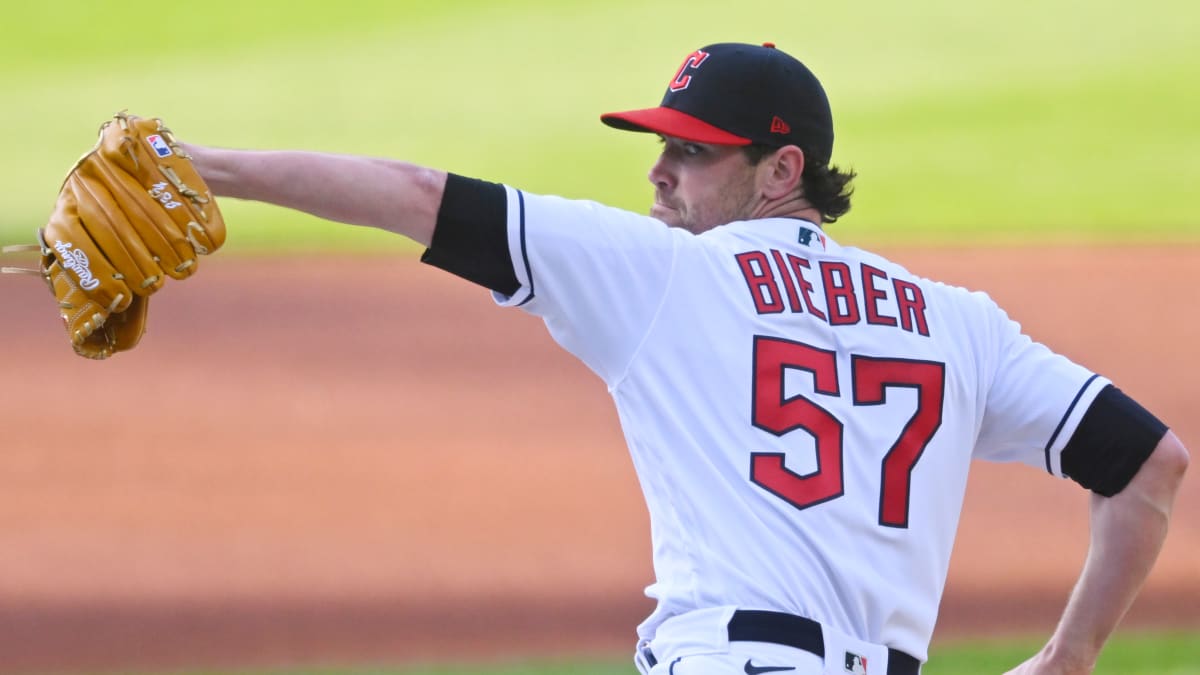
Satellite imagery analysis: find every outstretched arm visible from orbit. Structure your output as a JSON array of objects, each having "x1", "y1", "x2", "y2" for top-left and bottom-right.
[
  {"x1": 182, "y1": 144, "x2": 447, "y2": 247},
  {"x1": 1006, "y1": 430, "x2": 1189, "y2": 674}
]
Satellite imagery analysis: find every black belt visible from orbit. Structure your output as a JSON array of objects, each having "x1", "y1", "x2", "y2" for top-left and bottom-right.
[{"x1": 728, "y1": 610, "x2": 920, "y2": 675}]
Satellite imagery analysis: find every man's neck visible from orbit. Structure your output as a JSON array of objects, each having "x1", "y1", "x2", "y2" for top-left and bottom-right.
[{"x1": 750, "y1": 197, "x2": 823, "y2": 227}]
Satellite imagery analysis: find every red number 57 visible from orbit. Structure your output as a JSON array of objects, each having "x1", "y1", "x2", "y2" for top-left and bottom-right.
[{"x1": 750, "y1": 336, "x2": 945, "y2": 528}]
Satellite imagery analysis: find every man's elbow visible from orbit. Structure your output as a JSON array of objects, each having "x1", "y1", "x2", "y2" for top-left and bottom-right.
[
  {"x1": 1157, "y1": 431, "x2": 1190, "y2": 485},
  {"x1": 1134, "y1": 431, "x2": 1189, "y2": 506}
]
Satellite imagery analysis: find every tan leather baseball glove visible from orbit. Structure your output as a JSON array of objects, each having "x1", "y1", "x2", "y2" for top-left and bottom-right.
[{"x1": 2, "y1": 112, "x2": 224, "y2": 359}]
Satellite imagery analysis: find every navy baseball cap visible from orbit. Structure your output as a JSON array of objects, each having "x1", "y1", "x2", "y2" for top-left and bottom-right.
[{"x1": 601, "y1": 42, "x2": 835, "y2": 164}]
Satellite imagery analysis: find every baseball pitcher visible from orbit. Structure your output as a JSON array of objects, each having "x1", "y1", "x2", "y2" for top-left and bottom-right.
[{"x1": 5, "y1": 42, "x2": 1188, "y2": 674}]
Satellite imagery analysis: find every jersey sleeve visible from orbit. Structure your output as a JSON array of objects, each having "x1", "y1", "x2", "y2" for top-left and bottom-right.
[
  {"x1": 972, "y1": 298, "x2": 1111, "y2": 477},
  {"x1": 421, "y1": 174, "x2": 682, "y2": 386},
  {"x1": 495, "y1": 186, "x2": 684, "y2": 385}
]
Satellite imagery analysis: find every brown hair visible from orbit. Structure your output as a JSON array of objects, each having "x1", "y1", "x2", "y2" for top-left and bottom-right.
[{"x1": 743, "y1": 144, "x2": 856, "y2": 224}]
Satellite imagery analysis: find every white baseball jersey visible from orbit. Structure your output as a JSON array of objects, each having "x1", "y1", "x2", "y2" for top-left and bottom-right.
[{"x1": 488, "y1": 187, "x2": 1108, "y2": 660}]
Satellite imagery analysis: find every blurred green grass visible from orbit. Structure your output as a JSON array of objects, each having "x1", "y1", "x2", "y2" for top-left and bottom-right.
[
  {"x1": 921, "y1": 631, "x2": 1200, "y2": 674},
  {"x1": 1, "y1": 0, "x2": 1197, "y2": 252},
  {"x1": 170, "y1": 630, "x2": 1200, "y2": 674}
]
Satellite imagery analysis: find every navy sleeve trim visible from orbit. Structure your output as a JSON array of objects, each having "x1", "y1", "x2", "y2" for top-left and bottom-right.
[
  {"x1": 515, "y1": 189, "x2": 535, "y2": 306},
  {"x1": 1060, "y1": 385, "x2": 1168, "y2": 496},
  {"x1": 420, "y1": 173, "x2": 519, "y2": 296},
  {"x1": 1043, "y1": 374, "x2": 1101, "y2": 473}
]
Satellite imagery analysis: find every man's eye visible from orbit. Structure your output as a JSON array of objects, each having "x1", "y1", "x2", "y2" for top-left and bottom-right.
[{"x1": 683, "y1": 143, "x2": 703, "y2": 156}]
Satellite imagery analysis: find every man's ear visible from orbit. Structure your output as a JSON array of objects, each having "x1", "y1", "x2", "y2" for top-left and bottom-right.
[{"x1": 758, "y1": 145, "x2": 806, "y2": 200}]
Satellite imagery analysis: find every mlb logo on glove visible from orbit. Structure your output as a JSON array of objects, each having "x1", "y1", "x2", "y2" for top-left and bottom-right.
[{"x1": 146, "y1": 133, "x2": 173, "y2": 157}]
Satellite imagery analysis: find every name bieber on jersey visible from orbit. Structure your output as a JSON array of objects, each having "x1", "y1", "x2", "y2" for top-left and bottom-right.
[{"x1": 735, "y1": 249, "x2": 931, "y2": 336}]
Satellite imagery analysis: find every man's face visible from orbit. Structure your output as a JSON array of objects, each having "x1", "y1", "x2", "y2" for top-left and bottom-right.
[{"x1": 648, "y1": 135, "x2": 761, "y2": 234}]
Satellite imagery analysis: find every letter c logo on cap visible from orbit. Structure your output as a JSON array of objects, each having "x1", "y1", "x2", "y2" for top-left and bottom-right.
[{"x1": 669, "y1": 49, "x2": 710, "y2": 92}]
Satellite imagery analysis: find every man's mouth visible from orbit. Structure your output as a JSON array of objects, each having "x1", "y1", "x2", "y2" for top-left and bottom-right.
[{"x1": 649, "y1": 203, "x2": 675, "y2": 222}]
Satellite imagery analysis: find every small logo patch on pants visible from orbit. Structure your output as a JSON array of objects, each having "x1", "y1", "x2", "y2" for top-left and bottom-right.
[
  {"x1": 744, "y1": 660, "x2": 795, "y2": 675},
  {"x1": 844, "y1": 652, "x2": 868, "y2": 674}
]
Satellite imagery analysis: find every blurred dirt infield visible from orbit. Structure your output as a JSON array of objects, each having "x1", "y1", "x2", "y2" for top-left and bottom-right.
[{"x1": 1, "y1": 247, "x2": 1197, "y2": 674}]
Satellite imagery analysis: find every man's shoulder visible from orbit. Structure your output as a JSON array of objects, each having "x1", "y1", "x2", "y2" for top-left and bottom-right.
[{"x1": 838, "y1": 245, "x2": 990, "y2": 298}]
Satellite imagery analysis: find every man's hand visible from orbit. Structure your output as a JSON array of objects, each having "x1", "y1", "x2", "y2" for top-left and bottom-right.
[{"x1": 1006, "y1": 431, "x2": 1188, "y2": 675}]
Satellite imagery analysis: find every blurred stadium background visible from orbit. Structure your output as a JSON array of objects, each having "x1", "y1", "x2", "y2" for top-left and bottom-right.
[{"x1": 1, "y1": 1, "x2": 1197, "y2": 674}]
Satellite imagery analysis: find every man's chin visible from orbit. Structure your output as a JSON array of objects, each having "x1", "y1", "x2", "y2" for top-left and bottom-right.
[{"x1": 650, "y1": 204, "x2": 683, "y2": 228}]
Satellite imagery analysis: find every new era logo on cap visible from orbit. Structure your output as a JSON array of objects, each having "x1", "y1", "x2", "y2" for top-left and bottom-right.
[{"x1": 601, "y1": 42, "x2": 835, "y2": 164}]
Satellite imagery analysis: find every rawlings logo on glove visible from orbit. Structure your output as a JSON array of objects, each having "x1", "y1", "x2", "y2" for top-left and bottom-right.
[
  {"x1": 53, "y1": 241, "x2": 101, "y2": 291},
  {"x1": 1, "y1": 111, "x2": 225, "y2": 359}
]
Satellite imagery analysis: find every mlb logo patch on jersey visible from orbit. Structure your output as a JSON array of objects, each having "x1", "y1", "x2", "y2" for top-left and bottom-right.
[
  {"x1": 844, "y1": 652, "x2": 867, "y2": 674},
  {"x1": 146, "y1": 134, "x2": 173, "y2": 158},
  {"x1": 797, "y1": 225, "x2": 826, "y2": 250}
]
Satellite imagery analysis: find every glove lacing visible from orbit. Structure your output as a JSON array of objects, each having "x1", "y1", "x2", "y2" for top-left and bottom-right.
[{"x1": 1, "y1": 243, "x2": 45, "y2": 275}]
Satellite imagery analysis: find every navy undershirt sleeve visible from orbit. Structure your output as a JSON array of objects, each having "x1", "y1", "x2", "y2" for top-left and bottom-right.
[
  {"x1": 420, "y1": 173, "x2": 518, "y2": 295},
  {"x1": 1060, "y1": 385, "x2": 1167, "y2": 496}
]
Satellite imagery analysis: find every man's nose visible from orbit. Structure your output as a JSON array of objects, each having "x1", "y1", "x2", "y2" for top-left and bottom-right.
[{"x1": 647, "y1": 153, "x2": 675, "y2": 191}]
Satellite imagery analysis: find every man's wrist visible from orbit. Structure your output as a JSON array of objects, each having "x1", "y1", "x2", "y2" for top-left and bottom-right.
[{"x1": 1040, "y1": 637, "x2": 1099, "y2": 674}]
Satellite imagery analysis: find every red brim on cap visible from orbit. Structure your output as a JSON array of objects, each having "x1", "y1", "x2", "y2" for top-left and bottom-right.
[{"x1": 600, "y1": 106, "x2": 751, "y2": 145}]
